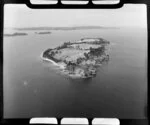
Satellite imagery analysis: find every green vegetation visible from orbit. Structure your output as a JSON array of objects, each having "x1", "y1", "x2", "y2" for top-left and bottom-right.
[{"x1": 89, "y1": 46, "x2": 105, "y2": 57}]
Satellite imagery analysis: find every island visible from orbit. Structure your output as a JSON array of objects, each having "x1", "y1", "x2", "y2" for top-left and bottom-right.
[
  {"x1": 42, "y1": 38, "x2": 110, "y2": 78},
  {"x1": 35, "y1": 31, "x2": 51, "y2": 35},
  {"x1": 4, "y1": 32, "x2": 27, "y2": 37}
]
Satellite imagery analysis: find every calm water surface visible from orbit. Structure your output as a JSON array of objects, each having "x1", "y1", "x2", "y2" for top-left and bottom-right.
[{"x1": 4, "y1": 28, "x2": 147, "y2": 118}]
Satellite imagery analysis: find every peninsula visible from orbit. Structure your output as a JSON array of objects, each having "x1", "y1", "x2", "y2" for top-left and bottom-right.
[{"x1": 42, "y1": 38, "x2": 110, "y2": 78}]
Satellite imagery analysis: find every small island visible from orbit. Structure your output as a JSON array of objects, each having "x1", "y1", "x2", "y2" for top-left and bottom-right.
[
  {"x1": 42, "y1": 38, "x2": 110, "y2": 78},
  {"x1": 35, "y1": 31, "x2": 51, "y2": 35},
  {"x1": 4, "y1": 32, "x2": 27, "y2": 37}
]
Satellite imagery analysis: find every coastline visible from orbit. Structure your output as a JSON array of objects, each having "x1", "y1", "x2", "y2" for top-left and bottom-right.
[
  {"x1": 41, "y1": 55, "x2": 85, "y2": 78},
  {"x1": 41, "y1": 52, "x2": 66, "y2": 69}
]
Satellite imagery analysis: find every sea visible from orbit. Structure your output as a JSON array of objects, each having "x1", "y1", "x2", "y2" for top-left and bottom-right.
[{"x1": 3, "y1": 28, "x2": 147, "y2": 119}]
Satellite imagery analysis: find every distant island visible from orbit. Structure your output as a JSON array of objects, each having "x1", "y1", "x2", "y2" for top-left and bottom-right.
[
  {"x1": 42, "y1": 38, "x2": 110, "y2": 78},
  {"x1": 35, "y1": 31, "x2": 51, "y2": 34},
  {"x1": 4, "y1": 32, "x2": 27, "y2": 37},
  {"x1": 14, "y1": 26, "x2": 119, "y2": 31}
]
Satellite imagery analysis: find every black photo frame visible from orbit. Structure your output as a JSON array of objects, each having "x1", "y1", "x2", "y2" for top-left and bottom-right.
[{"x1": 0, "y1": 0, "x2": 149, "y2": 124}]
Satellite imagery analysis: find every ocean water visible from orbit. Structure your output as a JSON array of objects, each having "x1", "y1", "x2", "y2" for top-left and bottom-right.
[{"x1": 3, "y1": 28, "x2": 147, "y2": 118}]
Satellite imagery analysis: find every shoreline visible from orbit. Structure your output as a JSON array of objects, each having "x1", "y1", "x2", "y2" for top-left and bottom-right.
[
  {"x1": 41, "y1": 53, "x2": 66, "y2": 69},
  {"x1": 41, "y1": 55, "x2": 85, "y2": 78}
]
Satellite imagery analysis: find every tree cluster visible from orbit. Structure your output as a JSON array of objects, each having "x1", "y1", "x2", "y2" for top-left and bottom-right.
[{"x1": 89, "y1": 46, "x2": 105, "y2": 57}]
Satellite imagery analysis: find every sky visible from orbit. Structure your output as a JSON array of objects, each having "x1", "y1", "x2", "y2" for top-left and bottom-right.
[{"x1": 4, "y1": 4, "x2": 147, "y2": 28}]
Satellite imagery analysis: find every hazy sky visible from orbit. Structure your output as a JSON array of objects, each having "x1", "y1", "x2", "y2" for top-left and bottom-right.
[{"x1": 4, "y1": 4, "x2": 147, "y2": 28}]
